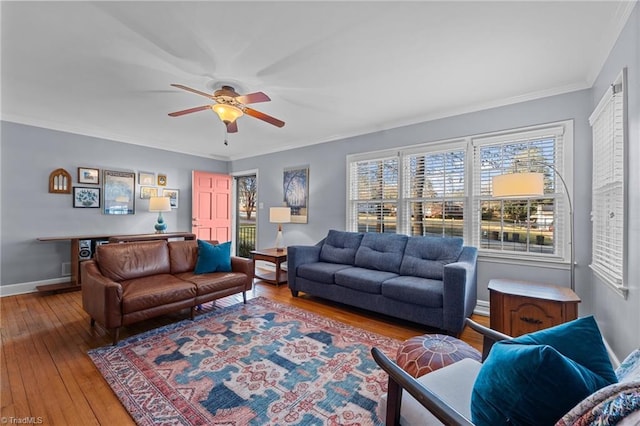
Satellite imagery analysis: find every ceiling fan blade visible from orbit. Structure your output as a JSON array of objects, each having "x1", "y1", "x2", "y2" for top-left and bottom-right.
[
  {"x1": 226, "y1": 121, "x2": 238, "y2": 133},
  {"x1": 170, "y1": 84, "x2": 215, "y2": 100},
  {"x1": 235, "y1": 92, "x2": 271, "y2": 105},
  {"x1": 168, "y1": 105, "x2": 211, "y2": 117},
  {"x1": 244, "y1": 107, "x2": 285, "y2": 128}
]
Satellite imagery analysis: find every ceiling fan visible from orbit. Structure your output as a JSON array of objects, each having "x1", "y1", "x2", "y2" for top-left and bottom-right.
[{"x1": 168, "y1": 84, "x2": 285, "y2": 133}]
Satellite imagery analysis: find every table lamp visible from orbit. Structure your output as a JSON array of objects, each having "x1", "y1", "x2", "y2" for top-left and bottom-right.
[
  {"x1": 270, "y1": 207, "x2": 291, "y2": 252},
  {"x1": 149, "y1": 196, "x2": 172, "y2": 233}
]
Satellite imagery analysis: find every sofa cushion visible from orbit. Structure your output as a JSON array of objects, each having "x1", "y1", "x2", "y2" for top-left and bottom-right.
[
  {"x1": 194, "y1": 240, "x2": 232, "y2": 274},
  {"x1": 354, "y1": 233, "x2": 408, "y2": 274},
  {"x1": 297, "y1": 262, "x2": 353, "y2": 284},
  {"x1": 96, "y1": 240, "x2": 171, "y2": 281},
  {"x1": 168, "y1": 240, "x2": 199, "y2": 274},
  {"x1": 319, "y1": 230, "x2": 364, "y2": 264},
  {"x1": 400, "y1": 236, "x2": 463, "y2": 280},
  {"x1": 381, "y1": 276, "x2": 443, "y2": 308},
  {"x1": 471, "y1": 316, "x2": 618, "y2": 426},
  {"x1": 334, "y1": 267, "x2": 397, "y2": 294},
  {"x1": 175, "y1": 271, "x2": 247, "y2": 296},
  {"x1": 120, "y1": 274, "x2": 196, "y2": 314}
]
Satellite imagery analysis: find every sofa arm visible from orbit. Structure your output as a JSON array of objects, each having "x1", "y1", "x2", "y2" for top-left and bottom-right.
[
  {"x1": 287, "y1": 245, "x2": 321, "y2": 291},
  {"x1": 231, "y1": 256, "x2": 254, "y2": 290},
  {"x1": 442, "y1": 247, "x2": 478, "y2": 334},
  {"x1": 81, "y1": 260, "x2": 123, "y2": 329}
]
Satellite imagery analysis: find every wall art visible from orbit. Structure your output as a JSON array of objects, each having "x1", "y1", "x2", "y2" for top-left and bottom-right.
[
  {"x1": 73, "y1": 187, "x2": 100, "y2": 208},
  {"x1": 138, "y1": 171, "x2": 155, "y2": 186},
  {"x1": 140, "y1": 186, "x2": 158, "y2": 199},
  {"x1": 162, "y1": 188, "x2": 179, "y2": 209},
  {"x1": 48, "y1": 168, "x2": 72, "y2": 194},
  {"x1": 283, "y1": 166, "x2": 309, "y2": 223},
  {"x1": 103, "y1": 170, "x2": 135, "y2": 215},
  {"x1": 157, "y1": 174, "x2": 167, "y2": 186},
  {"x1": 78, "y1": 167, "x2": 100, "y2": 184}
]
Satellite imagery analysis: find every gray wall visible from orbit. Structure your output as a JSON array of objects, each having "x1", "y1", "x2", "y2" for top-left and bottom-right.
[
  {"x1": 588, "y1": 3, "x2": 639, "y2": 360},
  {"x1": 231, "y1": 89, "x2": 593, "y2": 302},
  {"x1": 0, "y1": 122, "x2": 226, "y2": 288}
]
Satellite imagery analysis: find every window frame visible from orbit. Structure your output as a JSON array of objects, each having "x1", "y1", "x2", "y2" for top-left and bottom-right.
[{"x1": 345, "y1": 120, "x2": 573, "y2": 266}]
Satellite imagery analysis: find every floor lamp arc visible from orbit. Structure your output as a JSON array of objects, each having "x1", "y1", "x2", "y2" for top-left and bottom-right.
[{"x1": 492, "y1": 160, "x2": 574, "y2": 291}]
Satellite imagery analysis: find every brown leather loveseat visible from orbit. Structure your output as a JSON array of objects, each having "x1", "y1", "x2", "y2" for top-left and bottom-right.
[{"x1": 81, "y1": 239, "x2": 253, "y2": 344}]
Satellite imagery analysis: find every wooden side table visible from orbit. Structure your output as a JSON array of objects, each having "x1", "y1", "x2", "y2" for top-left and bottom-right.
[
  {"x1": 250, "y1": 248, "x2": 288, "y2": 286},
  {"x1": 489, "y1": 279, "x2": 580, "y2": 337}
]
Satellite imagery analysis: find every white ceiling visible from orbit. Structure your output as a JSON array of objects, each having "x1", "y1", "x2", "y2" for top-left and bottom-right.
[{"x1": 1, "y1": 1, "x2": 635, "y2": 160}]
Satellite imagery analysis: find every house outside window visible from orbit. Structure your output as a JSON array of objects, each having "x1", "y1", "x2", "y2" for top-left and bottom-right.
[{"x1": 347, "y1": 120, "x2": 573, "y2": 264}]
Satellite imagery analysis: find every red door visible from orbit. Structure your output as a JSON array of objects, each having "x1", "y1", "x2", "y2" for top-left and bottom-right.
[{"x1": 192, "y1": 171, "x2": 231, "y2": 242}]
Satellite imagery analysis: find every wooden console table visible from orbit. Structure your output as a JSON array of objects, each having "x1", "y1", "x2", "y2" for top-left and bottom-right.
[
  {"x1": 489, "y1": 279, "x2": 580, "y2": 337},
  {"x1": 36, "y1": 232, "x2": 196, "y2": 293},
  {"x1": 250, "y1": 248, "x2": 288, "y2": 286}
]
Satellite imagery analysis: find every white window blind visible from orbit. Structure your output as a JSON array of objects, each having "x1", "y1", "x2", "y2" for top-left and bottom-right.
[
  {"x1": 471, "y1": 126, "x2": 568, "y2": 258},
  {"x1": 401, "y1": 147, "x2": 466, "y2": 237},
  {"x1": 589, "y1": 70, "x2": 627, "y2": 296},
  {"x1": 348, "y1": 155, "x2": 399, "y2": 233}
]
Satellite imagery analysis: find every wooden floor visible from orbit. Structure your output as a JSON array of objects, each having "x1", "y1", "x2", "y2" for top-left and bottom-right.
[{"x1": 0, "y1": 281, "x2": 488, "y2": 425}]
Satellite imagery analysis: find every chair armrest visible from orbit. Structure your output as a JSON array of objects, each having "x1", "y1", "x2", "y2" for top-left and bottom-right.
[
  {"x1": 371, "y1": 347, "x2": 475, "y2": 426},
  {"x1": 464, "y1": 318, "x2": 512, "y2": 360},
  {"x1": 81, "y1": 260, "x2": 123, "y2": 329},
  {"x1": 231, "y1": 256, "x2": 254, "y2": 290}
]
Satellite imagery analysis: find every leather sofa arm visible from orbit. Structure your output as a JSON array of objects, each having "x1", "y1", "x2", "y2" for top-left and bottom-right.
[
  {"x1": 231, "y1": 256, "x2": 254, "y2": 290},
  {"x1": 81, "y1": 260, "x2": 123, "y2": 329}
]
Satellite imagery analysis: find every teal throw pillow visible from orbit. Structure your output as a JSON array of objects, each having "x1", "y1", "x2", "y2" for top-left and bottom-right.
[
  {"x1": 194, "y1": 240, "x2": 232, "y2": 274},
  {"x1": 471, "y1": 316, "x2": 617, "y2": 426}
]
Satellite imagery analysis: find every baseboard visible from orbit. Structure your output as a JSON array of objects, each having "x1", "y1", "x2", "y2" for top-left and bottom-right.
[
  {"x1": 474, "y1": 299, "x2": 490, "y2": 317},
  {"x1": 0, "y1": 277, "x2": 71, "y2": 297}
]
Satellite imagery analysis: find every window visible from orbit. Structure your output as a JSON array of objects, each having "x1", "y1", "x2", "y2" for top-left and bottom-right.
[
  {"x1": 472, "y1": 125, "x2": 569, "y2": 258},
  {"x1": 589, "y1": 69, "x2": 627, "y2": 297},
  {"x1": 346, "y1": 121, "x2": 572, "y2": 263}
]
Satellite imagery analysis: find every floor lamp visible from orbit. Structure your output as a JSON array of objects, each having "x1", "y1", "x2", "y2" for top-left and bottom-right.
[
  {"x1": 492, "y1": 161, "x2": 574, "y2": 291},
  {"x1": 270, "y1": 207, "x2": 291, "y2": 252}
]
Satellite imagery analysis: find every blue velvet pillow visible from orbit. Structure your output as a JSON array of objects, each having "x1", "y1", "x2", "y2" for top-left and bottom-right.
[
  {"x1": 194, "y1": 240, "x2": 232, "y2": 274},
  {"x1": 471, "y1": 316, "x2": 617, "y2": 426}
]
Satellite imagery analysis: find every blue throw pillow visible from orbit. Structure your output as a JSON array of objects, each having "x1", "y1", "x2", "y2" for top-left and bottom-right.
[
  {"x1": 194, "y1": 240, "x2": 232, "y2": 274},
  {"x1": 471, "y1": 316, "x2": 617, "y2": 426}
]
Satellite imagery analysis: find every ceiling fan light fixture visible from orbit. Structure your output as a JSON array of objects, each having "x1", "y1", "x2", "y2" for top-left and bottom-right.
[{"x1": 212, "y1": 103, "x2": 243, "y2": 123}]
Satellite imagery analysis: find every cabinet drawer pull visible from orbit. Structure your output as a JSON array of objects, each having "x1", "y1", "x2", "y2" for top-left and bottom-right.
[{"x1": 520, "y1": 316, "x2": 543, "y2": 325}]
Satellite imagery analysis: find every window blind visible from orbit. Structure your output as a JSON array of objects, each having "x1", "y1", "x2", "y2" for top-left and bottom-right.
[{"x1": 589, "y1": 70, "x2": 626, "y2": 295}]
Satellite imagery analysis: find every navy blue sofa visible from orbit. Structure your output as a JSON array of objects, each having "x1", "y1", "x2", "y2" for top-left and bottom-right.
[{"x1": 287, "y1": 230, "x2": 478, "y2": 335}]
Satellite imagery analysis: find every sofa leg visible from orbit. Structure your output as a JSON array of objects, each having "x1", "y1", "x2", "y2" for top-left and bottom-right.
[
  {"x1": 190, "y1": 306, "x2": 196, "y2": 320},
  {"x1": 90, "y1": 318, "x2": 95, "y2": 327},
  {"x1": 242, "y1": 292, "x2": 247, "y2": 304},
  {"x1": 291, "y1": 290, "x2": 299, "y2": 297},
  {"x1": 112, "y1": 327, "x2": 120, "y2": 346}
]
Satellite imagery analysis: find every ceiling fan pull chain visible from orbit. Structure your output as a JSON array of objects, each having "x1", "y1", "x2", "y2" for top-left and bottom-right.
[{"x1": 224, "y1": 126, "x2": 229, "y2": 146}]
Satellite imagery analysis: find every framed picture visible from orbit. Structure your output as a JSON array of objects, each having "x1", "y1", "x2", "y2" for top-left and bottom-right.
[
  {"x1": 103, "y1": 170, "x2": 135, "y2": 215},
  {"x1": 77, "y1": 167, "x2": 99, "y2": 185},
  {"x1": 162, "y1": 188, "x2": 179, "y2": 209},
  {"x1": 283, "y1": 166, "x2": 309, "y2": 223},
  {"x1": 73, "y1": 187, "x2": 100, "y2": 208},
  {"x1": 157, "y1": 174, "x2": 167, "y2": 186},
  {"x1": 140, "y1": 186, "x2": 158, "y2": 199},
  {"x1": 138, "y1": 171, "x2": 155, "y2": 186}
]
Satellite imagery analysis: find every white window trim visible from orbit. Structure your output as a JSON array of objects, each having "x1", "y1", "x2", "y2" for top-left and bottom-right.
[{"x1": 345, "y1": 120, "x2": 574, "y2": 268}]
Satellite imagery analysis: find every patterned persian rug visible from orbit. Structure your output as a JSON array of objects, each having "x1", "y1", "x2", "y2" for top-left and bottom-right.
[{"x1": 88, "y1": 297, "x2": 401, "y2": 426}]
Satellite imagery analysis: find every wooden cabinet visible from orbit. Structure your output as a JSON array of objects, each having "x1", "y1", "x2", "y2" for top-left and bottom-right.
[{"x1": 489, "y1": 279, "x2": 580, "y2": 337}]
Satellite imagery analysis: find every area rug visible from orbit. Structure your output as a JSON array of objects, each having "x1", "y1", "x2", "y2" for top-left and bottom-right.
[{"x1": 88, "y1": 297, "x2": 401, "y2": 426}]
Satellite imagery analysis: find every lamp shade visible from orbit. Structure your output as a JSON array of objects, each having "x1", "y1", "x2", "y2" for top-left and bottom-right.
[
  {"x1": 492, "y1": 172, "x2": 544, "y2": 197},
  {"x1": 212, "y1": 103, "x2": 244, "y2": 123},
  {"x1": 148, "y1": 196, "x2": 172, "y2": 212},
  {"x1": 269, "y1": 207, "x2": 291, "y2": 223}
]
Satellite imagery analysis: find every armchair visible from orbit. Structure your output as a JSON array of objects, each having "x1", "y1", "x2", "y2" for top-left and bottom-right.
[{"x1": 372, "y1": 318, "x2": 640, "y2": 426}]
